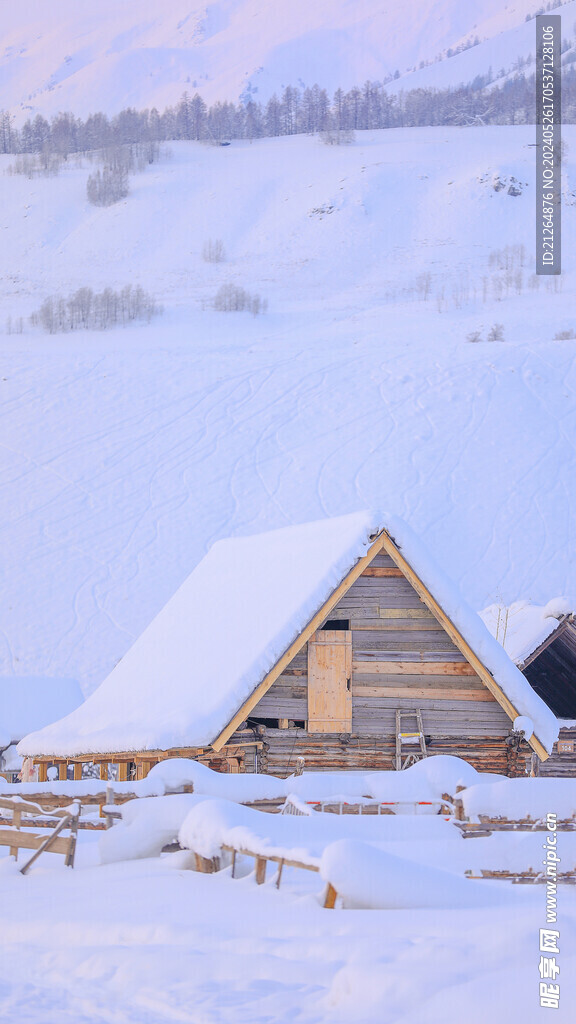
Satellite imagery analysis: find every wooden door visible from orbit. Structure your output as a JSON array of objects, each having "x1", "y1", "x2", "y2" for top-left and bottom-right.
[{"x1": 307, "y1": 630, "x2": 352, "y2": 733}]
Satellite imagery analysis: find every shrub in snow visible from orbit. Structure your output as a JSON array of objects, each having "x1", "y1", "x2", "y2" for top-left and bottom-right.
[
  {"x1": 86, "y1": 165, "x2": 129, "y2": 206},
  {"x1": 212, "y1": 283, "x2": 267, "y2": 316},
  {"x1": 5, "y1": 317, "x2": 24, "y2": 335},
  {"x1": 30, "y1": 285, "x2": 161, "y2": 333},
  {"x1": 321, "y1": 128, "x2": 355, "y2": 146},
  {"x1": 6, "y1": 152, "x2": 64, "y2": 178},
  {"x1": 487, "y1": 322, "x2": 505, "y2": 342},
  {"x1": 202, "y1": 239, "x2": 225, "y2": 263}
]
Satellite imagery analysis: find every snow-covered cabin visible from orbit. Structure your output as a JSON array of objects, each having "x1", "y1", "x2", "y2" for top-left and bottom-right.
[
  {"x1": 0, "y1": 677, "x2": 84, "y2": 780},
  {"x1": 19, "y1": 512, "x2": 558, "y2": 781},
  {"x1": 481, "y1": 601, "x2": 576, "y2": 777}
]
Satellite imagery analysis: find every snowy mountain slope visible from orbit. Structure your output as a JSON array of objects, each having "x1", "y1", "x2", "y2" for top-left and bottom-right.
[
  {"x1": 1, "y1": 0, "x2": 551, "y2": 120},
  {"x1": 387, "y1": 0, "x2": 576, "y2": 95},
  {"x1": 1, "y1": 126, "x2": 575, "y2": 691},
  {"x1": 2, "y1": 128, "x2": 574, "y2": 318}
]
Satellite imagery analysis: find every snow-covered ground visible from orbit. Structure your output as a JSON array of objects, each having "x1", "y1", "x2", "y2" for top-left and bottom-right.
[
  {"x1": 1, "y1": 791, "x2": 575, "y2": 1024},
  {"x1": 1, "y1": 126, "x2": 575, "y2": 692}
]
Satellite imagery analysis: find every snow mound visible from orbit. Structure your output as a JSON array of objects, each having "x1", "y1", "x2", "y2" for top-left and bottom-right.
[
  {"x1": 178, "y1": 796, "x2": 458, "y2": 865},
  {"x1": 366, "y1": 755, "x2": 503, "y2": 804},
  {"x1": 147, "y1": 758, "x2": 286, "y2": 800},
  {"x1": 99, "y1": 794, "x2": 201, "y2": 863},
  {"x1": 513, "y1": 716, "x2": 534, "y2": 741},
  {"x1": 320, "y1": 839, "x2": 500, "y2": 909},
  {"x1": 459, "y1": 778, "x2": 576, "y2": 821}
]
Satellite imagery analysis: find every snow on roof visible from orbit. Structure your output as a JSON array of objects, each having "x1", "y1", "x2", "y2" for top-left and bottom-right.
[
  {"x1": 19, "y1": 511, "x2": 381, "y2": 757},
  {"x1": 479, "y1": 599, "x2": 573, "y2": 667},
  {"x1": 0, "y1": 677, "x2": 83, "y2": 749},
  {"x1": 384, "y1": 516, "x2": 559, "y2": 755},
  {"x1": 18, "y1": 511, "x2": 559, "y2": 758}
]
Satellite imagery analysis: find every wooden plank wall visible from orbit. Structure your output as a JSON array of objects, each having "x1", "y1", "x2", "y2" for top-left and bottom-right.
[
  {"x1": 248, "y1": 553, "x2": 528, "y2": 776},
  {"x1": 539, "y1": 726, "x2": 576, "y2": 779}
]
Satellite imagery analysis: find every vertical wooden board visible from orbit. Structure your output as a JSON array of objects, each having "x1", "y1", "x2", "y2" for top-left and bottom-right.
[{"x1": 308, "y1": 630, "x2": 352, "y2": 733}]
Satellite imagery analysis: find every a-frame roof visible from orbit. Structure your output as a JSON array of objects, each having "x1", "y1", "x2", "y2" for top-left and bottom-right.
[{"x1": 19, "y1": 511, "x2": 558, "y2": 760}]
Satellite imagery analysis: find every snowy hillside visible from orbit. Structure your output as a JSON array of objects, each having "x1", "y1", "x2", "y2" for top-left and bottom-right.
[
  {"x1": 1, "y1": 125, "x2": 575, "y2": 692},
  {"x1": 1, "y1": 0, "x2": 557, "y2": 119}
]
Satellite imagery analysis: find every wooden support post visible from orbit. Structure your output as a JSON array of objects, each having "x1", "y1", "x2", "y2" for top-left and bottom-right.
[
  {"x1": 99, "y1": 763, "x2": 109, "y2": 782},
  {"x1": 9, "y1": 807, "x2": 22, "y2": 860},
  {"x1": 231, "y1": 849, "x2": 236, "y2": 879},
  {"x1": 105, "y1": 786, "x2": 115, "y2": 830},
  {"x1": 454, "y1": 785, "x2": 466, "y2": 821},
  {"x1": 194, "y1": 852, "x2": 218, "y2": 874},
  {"x1": 64, "y1": 802, "x2": 80, "y2": 867},
  {"x1": 323, "y1": 883, "x2": 338, "y2": 909},
  {"x1": 276, "y1": 859, "x2": 284, "y2": 889},
  {"x1": 73, "y1": 762, "x2": 83, "y2": 781},
  {"x1": 118, "y1": 762, "x2": 129, "y2": 782},
  {"x1": 38, "y1": 762, "x2": 48, "y2": 783},
  {"x1": 136, "y1": 760, "x2": 152, "y2": 780},
  {"x1": 58, "y1": 763, "x2": 67, "y2": 781},
  {"x1": 255, "y1": 856, "x2": 267, "y2": 885},
  {"x1": 20, "y1": 811, "x2": 74, "y2": 875}
]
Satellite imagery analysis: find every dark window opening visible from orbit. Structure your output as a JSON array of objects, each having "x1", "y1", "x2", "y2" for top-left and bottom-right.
[
  {"x1": 322, "y1": 618, "x2": 350, "y2": 630},
  {"x1": 248, "y1": 716, "x2": 281, "y2": 730},
  {"x1": 248, "y1": 716, "x2": 307, "y2": 731}
]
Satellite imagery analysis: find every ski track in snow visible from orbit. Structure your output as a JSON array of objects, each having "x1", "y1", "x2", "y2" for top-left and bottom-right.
[
  {"x1": 3, "y1": 334, "x2": 576, "y2": 691},
  {"x1": 1, "y1": 127, "x2": 576, "y2": 689}
]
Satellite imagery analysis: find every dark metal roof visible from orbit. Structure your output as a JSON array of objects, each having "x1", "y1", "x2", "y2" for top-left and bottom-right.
[{"x1": 523, "y1": 622, "x2": 576, "y2": 719}]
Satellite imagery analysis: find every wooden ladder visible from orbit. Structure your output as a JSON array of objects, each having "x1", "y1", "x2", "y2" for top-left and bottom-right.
[{"x1": 395, "y1": 709, "x2": 427, "y2": 770}]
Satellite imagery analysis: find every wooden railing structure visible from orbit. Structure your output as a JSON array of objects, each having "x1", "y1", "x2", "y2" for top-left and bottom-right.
[
  {"x1": 0, "y1": 796, "x2": 81, "y2": 873},
  {"x1": 190, "y1": 841, "x2": 337, "y2": 907}
]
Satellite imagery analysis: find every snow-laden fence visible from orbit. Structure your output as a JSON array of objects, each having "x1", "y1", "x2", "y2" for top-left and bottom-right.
[{"x1": 4, "y1": 757, "x2": 576, "y2": 894}]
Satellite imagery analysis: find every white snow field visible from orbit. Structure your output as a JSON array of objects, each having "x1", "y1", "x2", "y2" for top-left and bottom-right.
[
  {"x1": 1, "y1": 783, "x2": 576, "y2": 1024},
  {"x1": 1, "y1": 125, "x2": 575, "y2": 692}
]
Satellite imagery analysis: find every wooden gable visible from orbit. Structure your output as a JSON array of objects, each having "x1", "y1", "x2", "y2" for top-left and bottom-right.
[{"x1": 212, "y1": 528, "x2": 548, "y2": 763}]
